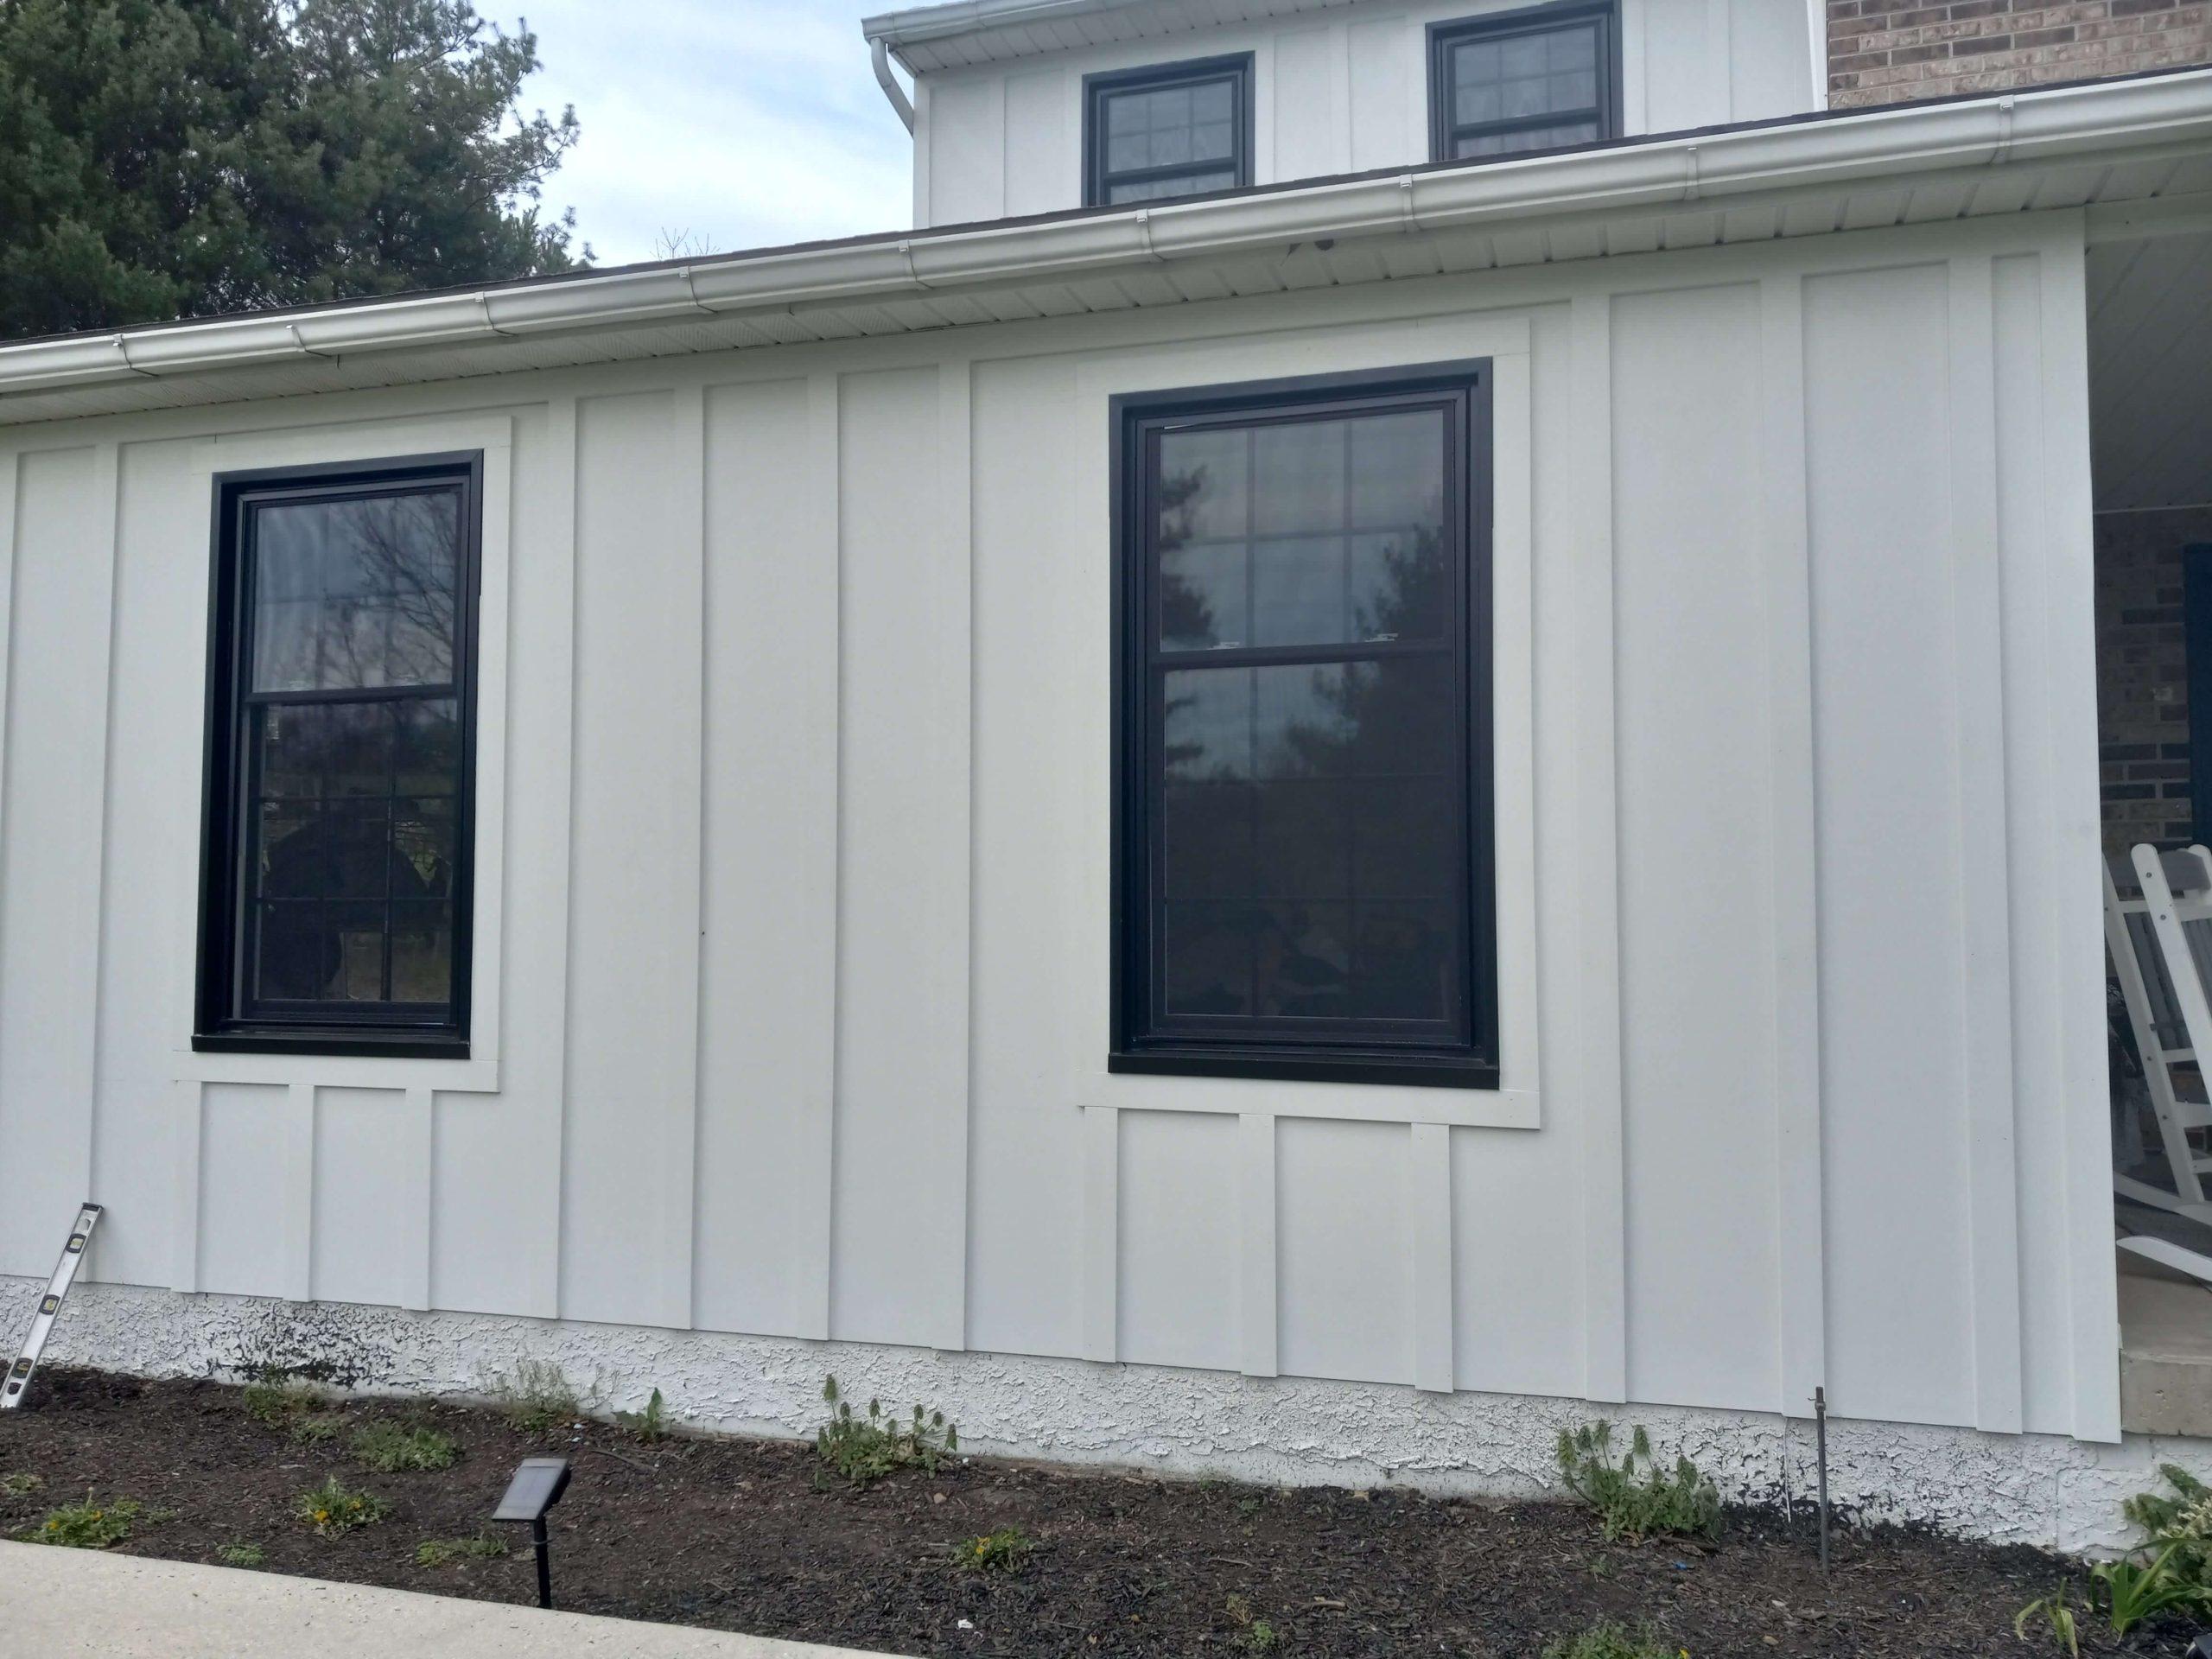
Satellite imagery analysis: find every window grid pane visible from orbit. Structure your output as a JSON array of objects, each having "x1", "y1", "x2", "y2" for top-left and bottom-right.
[
  {"x1": 1436, "y1": 13, "x2": 1611, "y2": 163},
  {"x1": 1090, "y1": 61, "x2": 1249, "y2": 207},
  {"x1": 1126, "y1": 381, "x2": 1487, "y2": 1070},
  {"x1": 200, "y1": 462, "x2": 476, "y2": 1046}
]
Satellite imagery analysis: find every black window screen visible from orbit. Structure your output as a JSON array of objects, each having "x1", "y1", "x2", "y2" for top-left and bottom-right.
[
  {"x1": 1085, "y1": 55, "x2": 1253, "y2": 207},
  {"x1": 1114, "y1": 367, "x2": 1497, "y2": 1088},
  {"x1": 1431, "y1": 3, "x2": 1616, "y2": 162},
  {"x1": 197, "y1": 454, "x2": 480, "y2": 1055}
]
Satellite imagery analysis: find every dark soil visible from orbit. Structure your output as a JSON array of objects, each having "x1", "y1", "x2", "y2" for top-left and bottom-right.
[{"x1": 0, "y1": 1368, "x2": 2179, "y2": 1656}]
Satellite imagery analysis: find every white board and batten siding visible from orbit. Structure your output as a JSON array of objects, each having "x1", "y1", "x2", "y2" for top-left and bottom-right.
[
  {"x1": 914, "y1": 0, "x2": 1819, "y2": 226},
  {"x1": 0, "y1": 206, "x2": 2116, "y2": 1446}
]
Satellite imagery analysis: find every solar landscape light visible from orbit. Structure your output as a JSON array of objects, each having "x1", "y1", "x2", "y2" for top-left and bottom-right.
[{"x1": 492, "y1": 1456, "x2": 572, "y2": 1610}]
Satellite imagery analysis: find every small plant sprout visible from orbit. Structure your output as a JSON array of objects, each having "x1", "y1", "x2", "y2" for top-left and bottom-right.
[
  {"x1": 350, "y1": 1421, "x2": 458, "y2": 1472},
  {"x1": 1541, "y1": 1622, "x2": 1684, "y2": 1659},
  {"x1": 814, "y1": 1376, "x2": 958, "y2": 1487},
  {"x1": 2014, "y1": 1585, "x2": 2082, "y2": 1658},
  {"x1": 960, "y1": 1526, "x2": 1031, "y2": 1574},
  {"x1": 614, "y1": 1388, "x2": 670, "y2": 1442},
  {"x1": 215, "y1": 1542, "x2": 265, "y2": 1568},
  {"x1": 493, "y1": 1359, "x2": 582, "y2": 1435},
  {"x1": 1, "y1": 1472, "x2": 43, "y2": 1497},
  {"x1": 1555, "y1": 1422, "x2": 1720, "y2": 1543},
  {"x1": 1224, "y1": 1595, "x2": 1279, "y2": 1653},
  {"x1": 293, "y1": 1476, "x2": 388, "y2": 1537},
  {"x1": 29, "y1": 1494, "x2": 147, "y2": 1549},
  {"x1": 416, "y1": 1531, "x2": 510, "y2": 1567}
]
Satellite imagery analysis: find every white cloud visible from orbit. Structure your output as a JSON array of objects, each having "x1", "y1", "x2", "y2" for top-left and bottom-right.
[{"x1": 505, "y1": 0, "x2": 913, "y2": 265}]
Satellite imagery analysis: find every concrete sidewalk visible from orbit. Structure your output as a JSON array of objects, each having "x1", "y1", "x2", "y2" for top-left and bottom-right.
[{"x1": 0, "y1": 1541, "x2": 895, "y2": 1657}]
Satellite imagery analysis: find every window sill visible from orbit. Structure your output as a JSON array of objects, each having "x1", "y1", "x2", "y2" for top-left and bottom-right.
[
  {"x1": 1090, "y1": 1053, "x2": 1535, "y2": 1130},
  {"x1": 194, "y1": 1032, "x2": 469, "y2": 1061},
  {"x1": 1109, "y1": 1046, "x2": 1497, "y2": 1090},
  {"x1": 179, "y1": 1031, "x2": 496, "y2": 1095}
]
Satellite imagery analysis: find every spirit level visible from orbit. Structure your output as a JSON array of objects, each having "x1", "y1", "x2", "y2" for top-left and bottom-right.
[{"x1": 1, "y1": 1203, "x2": 102, "y2": 1411}]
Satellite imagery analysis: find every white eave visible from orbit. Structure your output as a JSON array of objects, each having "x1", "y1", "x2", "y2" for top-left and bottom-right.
[
  {"x1": 3, "y1": 69, "x2": 2210, "y2": 430},
  {"x1": 862, "y1": 0, "x2": 1363, "y2": 73}
]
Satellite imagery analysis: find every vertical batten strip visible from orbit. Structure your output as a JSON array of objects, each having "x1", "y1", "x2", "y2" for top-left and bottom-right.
[
  {"x1": 1759, "y1": 272, "x2": 1826, "y2": 1416},
  {"x1": 1239, "y1": 1111, "x2": 1278, "y2": 1378},
  {"x1": 1082, "y1": 1103, "x2": 1119, "y2": 1363},
  {"x1": 2039, "y1": 238, "x2": 2123, "y2": 1443},
  {"x1": 666, "y1": 382, "x2": 708, "y2": 1333},
  {"x1": 1572, "y1": 293, "x2": 1628, "y2": 1405},
  {"x1": 169, "y1": 1081, "x2": 202, "y2": 1294},
  {"x1": 1411, "y1": 1122, "x2": 1455, "y2": 1394},
  {"x1": 938, "y1": 359, "x2": 976, "y2": 1353},
  {"x1": 402, "y1": 1086, "x2": 434, "y2": 1313},
  {"x1": 0, "y1": 450, "x2": 16, "y2": 1193},
  {"x1": 74, "y1": 444, "x2": 123, "y2": 1237},
  {"x1": 1948, "y1": 254, "x2": 2025, "y2": 1434},
  {"x1": 798, "y1": 372, "x2": 842, "y2": 1342},
  {"x1": 534, "y1": 394, "x2": 580, "y2": 1321},
  {"x1": 283, "y1": 1082, "x2": 315, "y2": 1302}
]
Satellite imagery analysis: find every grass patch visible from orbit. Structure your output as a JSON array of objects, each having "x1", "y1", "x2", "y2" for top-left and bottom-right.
[
  {"x1": 814, "y1": 1376, "x2": 957, "y2": 1487},
  {"x1": 293, "y1": 1476, "x2": 388, "y2": 1538},
  {"x1": 491, "y1": 1359, "x2": 582, "y2": 1435},
  {"x1": 1555, "y1": 1422, "x2": 1719, "y2": 1544},
  {"x1": 2, "y1": 1471, "x2": 43, "y2": 1497},
  {"x1": 350, "y1": 1421, "x2": 457, "y2": 1472},
  {"x1": 1542, "y1": 1621, "x2": 1682, "y2": 1659},
  {"x1": 957, "y1": 1526, "x2": 1031, "y2": 1575},
  {"x1": 241, "y1": 1368, "x2": 323, "y2": 1429},
  {"x1": 29, "y1": 1494, "x2": 159, "y2": 1549},
  {"x1": 215, "y1": 1541, "x2": 265, "y2": 1567},
  {"x1": 416, "y1": 1530, "x2": 509, "y2": 1567}
]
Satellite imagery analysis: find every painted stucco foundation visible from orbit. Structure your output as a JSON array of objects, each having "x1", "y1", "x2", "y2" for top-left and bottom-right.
[{"x1": 4, "y1": 1277, "x2": 2198, "y2": 1554}]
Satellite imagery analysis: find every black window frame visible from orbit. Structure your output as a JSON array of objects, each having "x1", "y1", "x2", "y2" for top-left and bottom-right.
[
  {"x1": 194, "y1": 451, "x2": 484, "y2": 1059},
  {"x1": 1084, "y1": 53, "x2": 1256, "y2": 208},
  {"x1": 1427, "y1": 1, "x2": 1620, "y2": 165},
  {"x1": 1110, "y1": 362, "x2": 1498, "y2": 1090}
]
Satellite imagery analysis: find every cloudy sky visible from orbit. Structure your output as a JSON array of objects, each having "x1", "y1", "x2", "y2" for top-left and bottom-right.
[{"x1": 511, "y1": 1, "x2": 915, "y2": 268}]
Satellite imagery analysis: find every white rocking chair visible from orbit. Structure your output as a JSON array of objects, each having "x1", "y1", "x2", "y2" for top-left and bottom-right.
[{"x1": 2106, "y1": 842, "x2": 2212, "y2": 1227}]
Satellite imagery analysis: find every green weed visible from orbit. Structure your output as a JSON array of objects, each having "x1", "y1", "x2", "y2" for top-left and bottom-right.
[
  {"x1": 350, "y1": 1421, "x2": 457, "y2": 1472},
  {"x1": 957, "y1": 1526, "x2": 1031, "y2": 1574},
  {"x1": 491, "y1": 1359, "x2": 582, "y2": 1434},
  {"x1": 293, "y1": 1476, "x2": 387, "y2": 1538},
  {"x1": 29, "y1": 1493, "x2": 146, "y2": 1549},
  {"x1": 215, "y1": 1542, "x2": 265, "y2": 1567},
  {"x1": 1555, "y1": 1422, "x2": 1719, "y2": 1543},
  {"x1": 416, "y1": 1530, "x2": 509, "y2": 1567},
  {"x1": 814, "y1": 1376, "x2": 957, "y2": 1487},
  {"x1": 614, "y1": 1387, "x2": 671, "y2": 1442},
  {"x1": 1541, "y1": 1621, "x2": 1683, "y2": 1659},
  {"x1": 2, "y1": 1471, "x2": 43, "y2": 1497}
]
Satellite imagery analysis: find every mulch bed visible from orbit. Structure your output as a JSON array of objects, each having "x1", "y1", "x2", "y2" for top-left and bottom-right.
[{"x1": 0, "y1": 1367, "x2": 2176, "y2": 1656}]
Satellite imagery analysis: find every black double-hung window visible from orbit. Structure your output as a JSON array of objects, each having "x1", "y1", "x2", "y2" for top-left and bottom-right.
[
  {"x1": 1113, "y1": 365, "x2": 1497, "y2": 1088},
  {"x1": 1084, "y1": 54, "x2": 1254, "y2": 207},
  {"x1": 1430, "y1": 2, "x2": 1617, "y2": 162},
  {"x1": 195, "y1": 454, "x2": 481, "y2": 1057}
]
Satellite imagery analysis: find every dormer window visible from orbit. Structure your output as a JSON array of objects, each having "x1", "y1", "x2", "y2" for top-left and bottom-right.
[
  {"x1": 1429, "y1": 2, "x2": 1617, "y2": 162},
  {"x1": 1084, "y1": 54, "x2": 1254, "y2": 207}
]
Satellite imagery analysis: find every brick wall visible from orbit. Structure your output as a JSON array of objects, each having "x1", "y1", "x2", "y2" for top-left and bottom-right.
[
  {"x1": 2096, "y1": 508, "x2": 2212, "y2": 855},
  {"x1": 1829, "y1": 1, "x2": 2212, "y2": 109}
]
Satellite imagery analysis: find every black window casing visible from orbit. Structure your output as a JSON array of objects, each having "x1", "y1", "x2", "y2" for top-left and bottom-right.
[
  {"x1": 1110, "y1": 363, "x2": 1498, "y2": 1090},
  {"x1": 1428, "y1": 1, "x2": 1621, "y2": 165},
  {"x1": 194, "y1": 452, "x2": 483, "y2": 1058},
  {"x1": 1083, "y1": 54, "x2": 1255, "y2": 208}
]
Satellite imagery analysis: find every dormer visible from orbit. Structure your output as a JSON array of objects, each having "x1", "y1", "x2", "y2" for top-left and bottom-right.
[{"x1": 864, "y1": 0, "x2": 1824, "y2": 228}]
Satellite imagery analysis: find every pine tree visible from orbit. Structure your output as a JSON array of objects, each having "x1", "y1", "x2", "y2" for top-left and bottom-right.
[{"x1": 0, "y1": 0, "x2": 587, "y2": 340}]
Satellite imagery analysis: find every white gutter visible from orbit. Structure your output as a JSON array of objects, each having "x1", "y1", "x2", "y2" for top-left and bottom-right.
[
  {"x1": 1, "y1": 70, "x2": 2208, "y2": 402},
  {"x1": 872, "y1": 39, "x2": 917, "y2": 134},
  {"x1": 863, "y1": 0, "x2": 1147, "y2": 49}
]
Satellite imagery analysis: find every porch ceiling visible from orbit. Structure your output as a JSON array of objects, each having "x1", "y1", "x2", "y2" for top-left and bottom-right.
[{"x1": 2090, "y1": 226, "x2": 2212, "y2": 513}]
